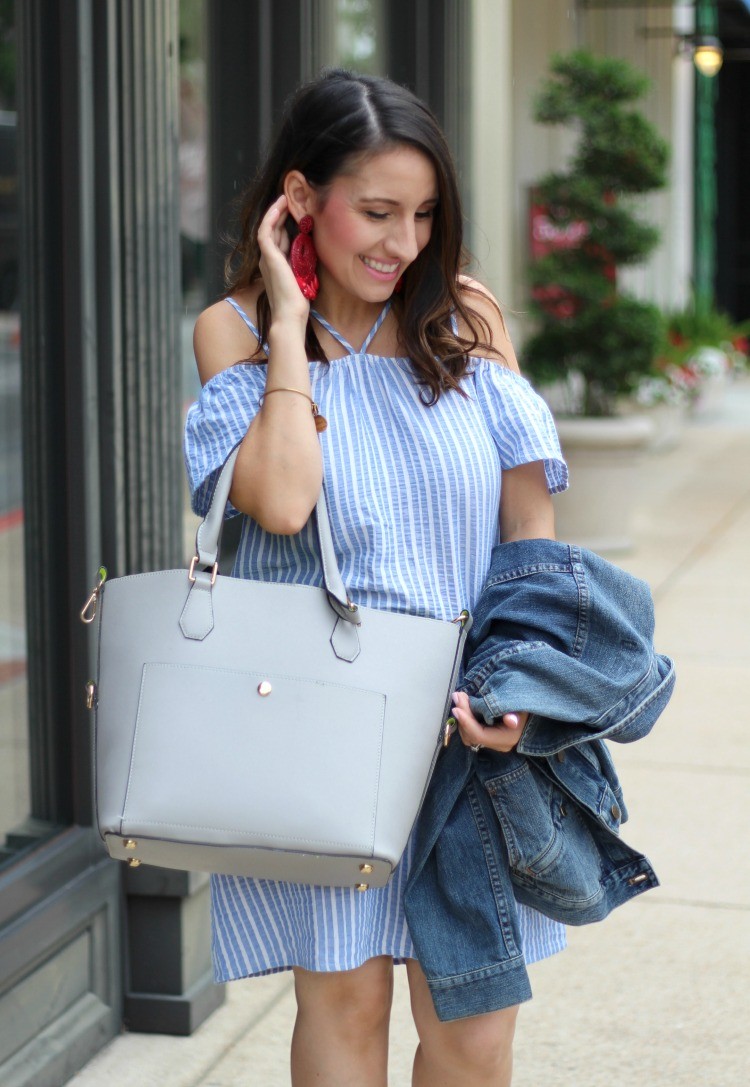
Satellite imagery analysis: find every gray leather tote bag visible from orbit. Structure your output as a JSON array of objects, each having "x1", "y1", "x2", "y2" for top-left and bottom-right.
[{"x1": 82, "y1": 447, "x2": 470, "y2": 889}]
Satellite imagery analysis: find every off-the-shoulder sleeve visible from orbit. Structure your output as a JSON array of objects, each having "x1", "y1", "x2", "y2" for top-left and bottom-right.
[
  {"x1": 473, "y1": 361, "x2": 568, "y2": 494},
  {"x1": 183, "y1": 364, "x2": 266, "y2": 517}
]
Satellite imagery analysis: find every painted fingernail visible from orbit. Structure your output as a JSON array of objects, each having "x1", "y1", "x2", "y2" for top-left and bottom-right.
[{"x1": 505, "y1": 713, "x2": 520, "y2": 727}]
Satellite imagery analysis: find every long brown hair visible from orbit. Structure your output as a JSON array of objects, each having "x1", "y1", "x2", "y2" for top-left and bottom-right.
[{"x1": 225, "y1": 69, "x2": 502, "y2": 403}]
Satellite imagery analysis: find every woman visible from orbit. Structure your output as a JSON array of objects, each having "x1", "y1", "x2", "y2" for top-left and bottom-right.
[{"x1": 185, "y1": 69, "x2": 568, "y2": 1087}]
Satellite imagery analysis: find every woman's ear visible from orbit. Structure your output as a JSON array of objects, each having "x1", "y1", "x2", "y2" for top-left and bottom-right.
[{"x1": 283, "y1": 171, "x2": 317, "y2": 225}]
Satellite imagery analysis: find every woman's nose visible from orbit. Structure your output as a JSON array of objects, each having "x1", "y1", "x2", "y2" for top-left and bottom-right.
[{"x1": 386, "y1": 218, "x2": 419, "y2": 263}]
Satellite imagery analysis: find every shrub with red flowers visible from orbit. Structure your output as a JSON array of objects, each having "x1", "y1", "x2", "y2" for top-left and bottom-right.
[
  {"x1": 645, "y1": 305, "x2": 750, "y2": 405},
  {"x1": 524, "y1": 51, "x2": 669, "y2": 417}
]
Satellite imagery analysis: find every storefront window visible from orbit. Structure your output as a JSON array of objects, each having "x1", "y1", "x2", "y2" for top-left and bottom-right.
[
  {"x1": 0, "y1": 3, "x2": 27, "y2": 864},
  {"x1": 179, "y1": 1, "x2": 208, "y2": 314},
  {"x1": 179, "y1": 0, "x2": 208, "y2": 562},
  {"x1": 333, "y1": 0, "x2": 383, "y2": 72}
]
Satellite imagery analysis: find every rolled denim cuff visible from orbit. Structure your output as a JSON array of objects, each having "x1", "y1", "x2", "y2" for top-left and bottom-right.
[
  {"x1": 427, "y1": 956, "x2": 533, "y2": 1021},
  {"x1": 467, "y1": 693, "x2": 498, "y2": 725}
]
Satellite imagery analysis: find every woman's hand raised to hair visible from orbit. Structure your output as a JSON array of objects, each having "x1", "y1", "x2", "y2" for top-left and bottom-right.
[
  {"x1": 451, "y1": 690, "x2": 529, "y2": 754},
  {"x1": 257, "y1": 195, "x2": 310, "y2": 330}
]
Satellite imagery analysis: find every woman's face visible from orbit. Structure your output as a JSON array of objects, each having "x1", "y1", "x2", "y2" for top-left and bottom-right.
[{"x1": 309, "y1": 145, "x2": 438, "y2": 304}]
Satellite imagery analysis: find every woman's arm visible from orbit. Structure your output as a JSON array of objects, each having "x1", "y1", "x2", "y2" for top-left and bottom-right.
[
  {"x1": 452, "y1": 463, "x2": 556, "y2": 752},
  {"x1": 452, "y1": 281, "x2": 557, "y2": 752},
  {"x1": 453, "y1": 463, "x2": 555, "y2": 754},
  {"x1": 499, "y1": 460, "x2": 556, "y2": 543},
  {"x1": 192, "y1": 196, "x2": 323, "y2": 534}
]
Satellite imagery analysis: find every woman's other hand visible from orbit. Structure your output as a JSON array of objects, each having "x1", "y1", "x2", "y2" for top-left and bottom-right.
[
  {"x1": 257, "y1": 195, "x2": 310, "y2": 328},
  {"x1": 451, "y1": 690, "x2": 528, "y2": 753}
]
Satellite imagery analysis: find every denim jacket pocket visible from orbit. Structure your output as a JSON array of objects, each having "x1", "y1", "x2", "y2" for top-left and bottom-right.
[{"x1": 482, "y1": 758, "x2": 605, "y2": 911}]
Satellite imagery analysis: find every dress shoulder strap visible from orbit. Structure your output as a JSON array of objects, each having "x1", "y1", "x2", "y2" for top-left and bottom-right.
[
  {"x1": 225, "y1": 297, "x2": 268, "y2": 354},
  {"x1": 310, "y1": 301, "x2": 392, "y2": 356},
  {"x1": 360, "y1": 302, "x2": 391, "y2": 353},
  {"x1": 309, "y1": 309, "x2": 355, "y2": 355}
]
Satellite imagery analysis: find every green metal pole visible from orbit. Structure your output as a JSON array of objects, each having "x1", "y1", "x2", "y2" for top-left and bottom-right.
[{"x1": 694, "y1": 0, "x2": 718, "y2": 314}]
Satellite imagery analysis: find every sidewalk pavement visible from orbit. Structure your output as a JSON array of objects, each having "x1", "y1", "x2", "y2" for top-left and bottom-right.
[{"x1": 67, "y1": 383, "x2": 750, "y2": 1087}]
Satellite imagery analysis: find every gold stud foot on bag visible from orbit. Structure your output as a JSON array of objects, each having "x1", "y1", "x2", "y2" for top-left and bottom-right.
[
  {"x1": 359, "y1": 863, "x2": 373, "y2": 874},
  {"x1": 355, "y1": 883, "x2": 370, "y2": 892},
  {"x1": 124, "y1": 841, "x2": 141, "y2": 866}
]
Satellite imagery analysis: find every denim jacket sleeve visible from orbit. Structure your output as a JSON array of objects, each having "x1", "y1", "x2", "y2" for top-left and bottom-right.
[{"x1": 460, "y1": 539, "x2": 675, "y2": 756}]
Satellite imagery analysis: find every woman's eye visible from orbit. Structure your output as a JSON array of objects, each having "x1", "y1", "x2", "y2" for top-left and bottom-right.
[
  {"x1": 364, "y1": 210, "x2": 388, "y2": 221},
  {"x1": 416, "y1": 209, "x2": 435, "y2": 221}
]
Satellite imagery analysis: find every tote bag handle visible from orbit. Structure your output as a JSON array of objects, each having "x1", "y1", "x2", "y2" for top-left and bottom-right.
[{"x1": 191, "y1": 444, "x2": 360, "y2": 627}]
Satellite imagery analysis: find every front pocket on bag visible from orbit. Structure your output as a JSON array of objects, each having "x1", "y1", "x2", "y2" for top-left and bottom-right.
[{"x1": 120, "y1": 662, "x2": 387, "y2": 853}]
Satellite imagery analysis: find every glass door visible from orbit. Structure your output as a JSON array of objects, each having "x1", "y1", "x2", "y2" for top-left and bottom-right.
[{"x1": 0, "y1": 1, "x2": 28, "y2": 866}]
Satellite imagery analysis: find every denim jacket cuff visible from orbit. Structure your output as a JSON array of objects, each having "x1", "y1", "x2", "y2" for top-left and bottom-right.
[
  {"x1": 426, "y1": 957, "x2": 533, "y2": 1021},
  {"x1": 467, "y1": 693, "x2": 499, "y2": 725}
]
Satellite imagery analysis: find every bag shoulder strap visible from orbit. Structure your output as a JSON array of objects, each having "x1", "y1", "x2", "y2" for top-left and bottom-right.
[{"x1": 194, "y1": 445, "x2": 359, "y2": 625}]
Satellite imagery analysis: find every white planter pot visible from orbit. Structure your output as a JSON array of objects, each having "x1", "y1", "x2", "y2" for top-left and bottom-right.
[
  {"x1": 616, "y1": 397, "x2": 687, "y2": 453},
  {"x1": 691, "y1": 370, "x2": 728, "y2": 419},
  {"x1": 553, "y1": 414, "x2": 654, "y2": 554},
  {"x1": 645, "y1": 401, "x2": 687, "y2": 453}
]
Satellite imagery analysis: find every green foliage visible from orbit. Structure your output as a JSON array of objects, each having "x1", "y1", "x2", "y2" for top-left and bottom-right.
[
  {"x1": 533, "y1": 174, "x2": 661, "y2": 267},
  {"x1": 666, "y1": 303, "x2": 742, "y2": 351},
  {"x1": 525, "y1": 50, "x2": 670, "y2": 415},
  {"x1": 535, "y1": 51, "x2": 650, "y2": 122},
  {"x1": 655, "y1": 302, "x2": 750, "y2": 381},
  {"x1": 525, "y1": 296, "x2": 664, "y2": 416},
  {"x1": 577, "y1": 110, "x2": 668, "y2": 192}
]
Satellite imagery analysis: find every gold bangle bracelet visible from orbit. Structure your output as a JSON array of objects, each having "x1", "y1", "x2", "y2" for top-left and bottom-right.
[
  {"x1": 259, "y1": 386, "x2": 312, "y2": 407},
  {"x1": 258, "y1": 387, "x2": 328, "y2": 432}
]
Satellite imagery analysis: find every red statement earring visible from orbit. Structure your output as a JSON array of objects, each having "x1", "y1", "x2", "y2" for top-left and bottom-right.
[{"x1": 290, "y1": 215, "x2": 319, "y2": 300}]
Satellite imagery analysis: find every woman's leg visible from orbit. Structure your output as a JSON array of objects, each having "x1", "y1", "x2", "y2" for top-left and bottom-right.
[
  {"x1": 406, "y1": 959, "x2": 519, "y2": 1087},
  {"x1": 291, "y1": 955, "x2": 394, "y2": 1087}
]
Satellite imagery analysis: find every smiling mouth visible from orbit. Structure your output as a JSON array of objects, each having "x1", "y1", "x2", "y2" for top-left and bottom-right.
[{"x1": 360, "y1": 256, "x2": 400, "y2": 275}]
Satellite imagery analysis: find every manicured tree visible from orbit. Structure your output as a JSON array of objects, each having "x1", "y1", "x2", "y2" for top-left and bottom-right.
[{"x1": 524, "y1": 50, "x2": 669, "y2": 416}]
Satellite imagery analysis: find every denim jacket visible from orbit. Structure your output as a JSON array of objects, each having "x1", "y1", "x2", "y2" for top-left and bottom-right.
[{"x1": 403, "y1": 539, "x2": 675, "y2": 1022}]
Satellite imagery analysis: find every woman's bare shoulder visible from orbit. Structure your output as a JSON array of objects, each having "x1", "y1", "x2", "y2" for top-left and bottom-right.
[
  {"x1": 193, "y1": 285, "x2": 266, "y2": 386},
  {"x1": 457, "y1": 275, "x2": 520, "y2": 373}
]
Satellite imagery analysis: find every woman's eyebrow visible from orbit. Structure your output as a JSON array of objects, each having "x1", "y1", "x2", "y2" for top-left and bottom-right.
[{"x1": 357, "y1": 195, "x2": 439, "y2": 206}]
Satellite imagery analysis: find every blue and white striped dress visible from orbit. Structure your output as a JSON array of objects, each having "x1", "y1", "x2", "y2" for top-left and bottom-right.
[{"x1": 184, "y1": 299, "x2": 569, "y2": 982}]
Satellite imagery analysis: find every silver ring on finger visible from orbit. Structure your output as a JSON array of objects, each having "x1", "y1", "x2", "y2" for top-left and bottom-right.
[{"x1": 470, "y1": 743, "x2": 483, "y2": 753}]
